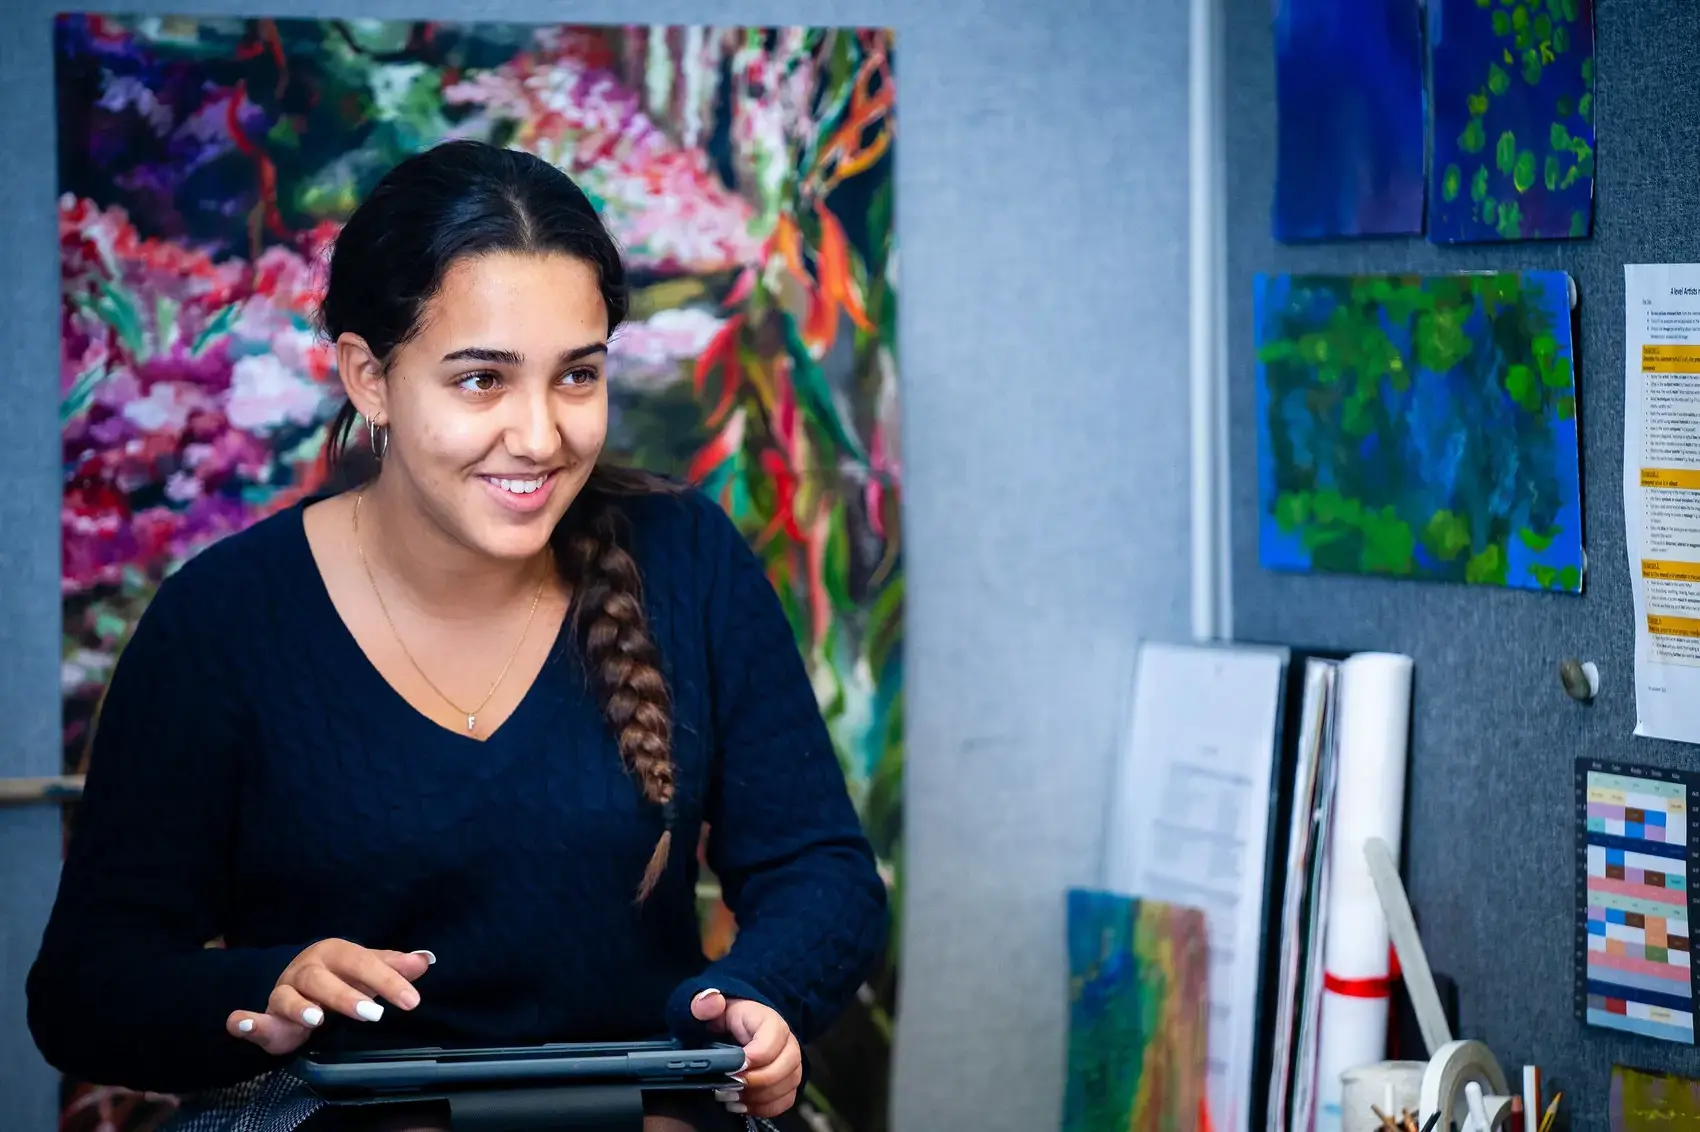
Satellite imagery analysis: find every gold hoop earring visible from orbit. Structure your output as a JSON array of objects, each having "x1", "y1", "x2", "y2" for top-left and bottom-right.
[{"x1": 367, "y1": 417, "x2": 388, "y2": 459}]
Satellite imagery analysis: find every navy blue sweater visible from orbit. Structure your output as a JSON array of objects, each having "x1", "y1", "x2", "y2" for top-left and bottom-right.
[{"x1": 27, "y1": 488, "x2": 887, "y2": 1095}]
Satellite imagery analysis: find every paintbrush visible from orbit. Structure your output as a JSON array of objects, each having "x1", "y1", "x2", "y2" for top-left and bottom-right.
[{"x1": 1371, "y1": 1104, "x2": 1401, "y2": 1130}]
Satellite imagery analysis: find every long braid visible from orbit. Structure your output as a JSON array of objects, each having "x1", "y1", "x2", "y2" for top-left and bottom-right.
[{"x1": 557, "y1": 467, "x2": 679, "y2": 901}]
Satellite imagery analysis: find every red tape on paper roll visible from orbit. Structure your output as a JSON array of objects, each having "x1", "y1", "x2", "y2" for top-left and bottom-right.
[
  {"x1": 1324, "y1": 972, "x2": 1393, "y2": 998},
  {"x1": 1324, "y1": 947, "x2": 1403, "y2": 999}
]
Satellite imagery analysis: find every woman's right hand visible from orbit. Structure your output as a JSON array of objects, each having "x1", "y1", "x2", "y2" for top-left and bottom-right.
[{"x1": 225, "y1": 939, "x2": 434, "y2": 1056}]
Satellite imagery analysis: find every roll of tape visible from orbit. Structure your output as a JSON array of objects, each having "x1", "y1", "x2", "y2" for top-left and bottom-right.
[{"x1": 1419, "y1": 1040, "x2": 1511, "y2": 1131}]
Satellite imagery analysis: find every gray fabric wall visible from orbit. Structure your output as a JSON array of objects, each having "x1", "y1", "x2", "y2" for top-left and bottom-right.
[
  {"x1": 0, "y1": 4, "x2": 1195, "y2": 1129},
  {"x1": 1227, "y1": 2, "x2": 1700, "y2": 1129}
]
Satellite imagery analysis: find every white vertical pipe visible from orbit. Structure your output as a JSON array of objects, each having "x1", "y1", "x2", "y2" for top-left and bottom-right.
[
  {"x1": 1209, "y1": 0, "x2": 1234, "y2": 641},
  {"x1": 1189, "y1": 0, "x2": 1229, "y2": 642}
]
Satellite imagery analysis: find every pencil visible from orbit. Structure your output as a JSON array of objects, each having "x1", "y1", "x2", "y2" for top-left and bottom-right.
[{"x1": 1537, "y1": 1091, "x2": 1563, "y2": 1132}]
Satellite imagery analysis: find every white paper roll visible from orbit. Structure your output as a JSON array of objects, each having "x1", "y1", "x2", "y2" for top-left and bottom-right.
[{"x1": 1312, "y1": 652, "x2": 1414, "y2": 1132}]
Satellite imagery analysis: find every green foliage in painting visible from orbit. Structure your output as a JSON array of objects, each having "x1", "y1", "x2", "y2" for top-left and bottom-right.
[{"x1": 1255, "y1": 273, "x2": 1584, "y2": 592}]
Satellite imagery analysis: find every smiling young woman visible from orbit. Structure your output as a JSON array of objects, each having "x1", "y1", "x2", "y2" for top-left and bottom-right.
[{"x1": 26, "y1": 140, "x2": 889, "y2": 1132}]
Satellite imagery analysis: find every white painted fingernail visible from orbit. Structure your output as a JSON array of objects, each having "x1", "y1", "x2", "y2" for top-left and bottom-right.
[
  {"x1": 730, "y1": 1073, "x2": 747, "y2": 1085},
  {"x1": 692, "y1": 987, "x2": 721, "y2": 1003},
  {"x1": 715, "y1": 1089, "x2": 738, "y2": 1103},
  {"x1": 354, "y1": 1000, "x2": 384, "y2": 1022},
  {"x1": 727, "y1": 1103, "x2": 747, "y2": 1114},
  {"x1": 237, "y1": 1018, "x2": 255, "y2": 1033},
  {"x1": 410, "y1": 950, "x2": 437, "y2": 965},
  {"x1": 302, "y1": 1006, "x2": 325, "y2": 1027}
]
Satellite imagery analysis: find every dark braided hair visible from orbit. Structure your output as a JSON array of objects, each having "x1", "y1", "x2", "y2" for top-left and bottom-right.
[{"x1": 319, "y1": 140, "x2": 679, "y2": 900}]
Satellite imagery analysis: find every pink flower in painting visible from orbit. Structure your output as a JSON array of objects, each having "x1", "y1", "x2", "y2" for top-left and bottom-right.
[
  {"x1": 164, "y1": 469, "x2": 202, "y2": 503},
  {"x1": 250, "y1": 239, "x2": 331, "y2": 317},
  {"x1": 235, "y1": 240, "x2": 337, "y2": 382},
  {"x1": 729, "y1": 29, "x2": 817, "y2": 220},
  {"x1": 225, "y1": 354, "x2": 325, "y2": 433},
  {"x1": 442, "y1": 28, "x2": 762, "y2": 274},
  {"x1": 120, "y1": 381, "x2": 213, "y2": 433},
  {"x1": 609, "y1": 307, "x2": 728, "y2": 391},
  {"x1": 60, "y1": 196, "x2": 337, "y2": 594},
  {"x1": 181, "y1": 427, "x2": 275, "y2": 483}
]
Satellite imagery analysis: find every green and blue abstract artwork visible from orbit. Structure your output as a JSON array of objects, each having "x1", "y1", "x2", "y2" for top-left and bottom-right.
[
  {"x1": 1255, "y1": 272, "x2": 1584, "y2": 592},
  {"x1": 1062, "y1": 889, "x2": 1210, "y2": 1132}
]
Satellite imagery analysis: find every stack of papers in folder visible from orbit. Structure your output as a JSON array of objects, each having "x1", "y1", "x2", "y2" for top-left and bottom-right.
[{"x1": 1264, "y1": 657, "x2": 1343, "y2": 1132}]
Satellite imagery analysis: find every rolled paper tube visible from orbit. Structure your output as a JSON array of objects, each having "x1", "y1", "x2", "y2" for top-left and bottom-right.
[{"x1": 1313, "y1": 653, "x2": 1414, "y2": 1132}]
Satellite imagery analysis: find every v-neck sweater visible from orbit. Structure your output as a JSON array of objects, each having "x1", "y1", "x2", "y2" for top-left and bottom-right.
[{"x1": 27, "y1": 487, "x2": 888, "y2": 1096}]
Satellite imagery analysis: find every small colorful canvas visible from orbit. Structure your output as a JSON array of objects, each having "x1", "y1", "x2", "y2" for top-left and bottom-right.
[
  {"x1": 1576, "y1": 761, "x2": 1700, "y2": 1046},
  {"x1": 1611, "y1": 1064, "x2": 1700, "y2": 1131},
  {"x1": 1273, "y1": 0, "x2": 1425, "y2": 241},
  {"x1": 1429, "y1": 0, "x2": 1596, "y2": 243},
  {"x1": 1255, "y1": 272, "x2": 1584, "y2": 591},
  {"x1": 1062, "y1": 888, "x2": 1210, "y2": 1132}
]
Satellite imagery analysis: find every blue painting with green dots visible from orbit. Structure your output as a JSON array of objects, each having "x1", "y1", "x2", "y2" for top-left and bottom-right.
[{"x1": 1429, "y1": 0, "x2": 1596, "y2": 243}]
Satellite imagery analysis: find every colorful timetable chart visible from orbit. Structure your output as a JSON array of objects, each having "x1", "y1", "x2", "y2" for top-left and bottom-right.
[{"x1": 1576, "y1": 759, "x2": 1700, "y2": 1045}]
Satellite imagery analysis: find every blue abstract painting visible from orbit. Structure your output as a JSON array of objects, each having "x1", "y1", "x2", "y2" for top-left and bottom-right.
[
  {"x1": 1273, "y1": 0, "x2": 1425, "y2": 242},
  {"x1": 1430, "y1": 0, "x2": 1596, "y2": 243},
  {"x1": 1255, "y1": 272, "x2": 1584, "y2": 592}
]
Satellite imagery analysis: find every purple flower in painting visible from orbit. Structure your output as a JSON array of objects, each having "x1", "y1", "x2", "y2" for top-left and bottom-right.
[{"x1": 60, "y1": 196, "x2": 337, "y2": 595}]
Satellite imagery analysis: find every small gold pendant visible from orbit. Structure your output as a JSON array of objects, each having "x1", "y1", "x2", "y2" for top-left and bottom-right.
[{"x1": 467, "y1": 715, "x2": 477, "y2": 731}]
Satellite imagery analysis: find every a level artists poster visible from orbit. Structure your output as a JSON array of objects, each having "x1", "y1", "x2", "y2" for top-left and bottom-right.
[{"x1": 55, "y1": 14, "x2": 899, "y2": 1132}]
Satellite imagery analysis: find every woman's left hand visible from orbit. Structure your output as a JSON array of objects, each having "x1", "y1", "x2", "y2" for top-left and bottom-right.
[{"x1": 691, "y1": 989, "x2": 802, "y2": 1119}]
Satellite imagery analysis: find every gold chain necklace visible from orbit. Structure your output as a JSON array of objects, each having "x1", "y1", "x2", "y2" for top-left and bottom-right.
[{"x1": 353, "y1": 491, "x2": 547, "y2": 732}]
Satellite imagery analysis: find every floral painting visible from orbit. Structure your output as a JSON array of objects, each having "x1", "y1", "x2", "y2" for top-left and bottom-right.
[{"x1": 56, "y1": 14, "x2": 898, "y2": 1132}]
